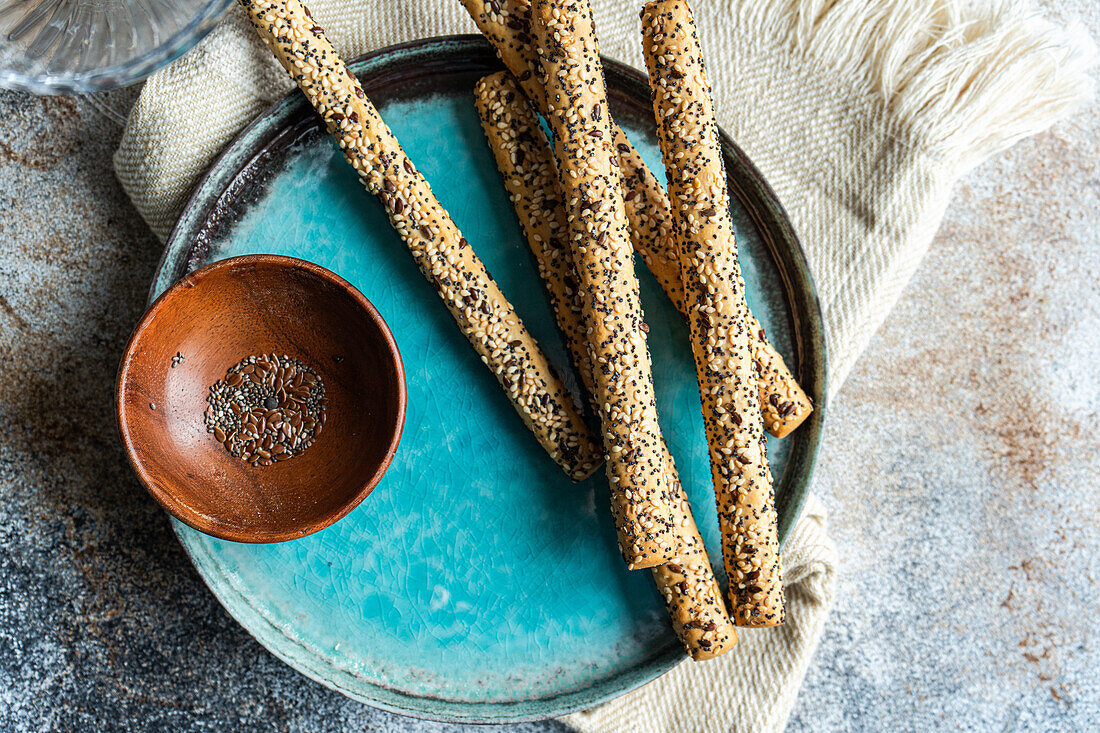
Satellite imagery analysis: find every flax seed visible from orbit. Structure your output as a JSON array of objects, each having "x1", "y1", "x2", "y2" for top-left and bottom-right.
[{"x1": 204, "y1": 353, "x2": 327, "y2": 464}]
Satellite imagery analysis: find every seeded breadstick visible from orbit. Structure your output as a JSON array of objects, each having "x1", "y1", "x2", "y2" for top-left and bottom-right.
[
  {"x1": 651, "y1": 459, "x2": 737, "y2": 658},
  {"x1": 642, "y1": 0, "x2": 783, "y2": 626},
  {"x1": 474, "y1": 76, "x2": 591, "y2": 397},
  {"x1": 616, "y1": 136, "x2": 813, "y2": 439},
  {"x1": 475, "y1": 71, "x2": 735, "y2": 658},
  {"x1": 237, "y1": 0, "x2": 601, "y2": 481},
  {"x1": 531, "y1": 0, "x2": 679, "y2": 570},
  {"x1": 458, "y1": 0, "x2": 813, "y2": 438}
]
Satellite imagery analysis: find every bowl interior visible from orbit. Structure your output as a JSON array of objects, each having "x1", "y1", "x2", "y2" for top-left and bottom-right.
[{"x1": 118, "y1": 255, "x2": 405, "y2": 542}]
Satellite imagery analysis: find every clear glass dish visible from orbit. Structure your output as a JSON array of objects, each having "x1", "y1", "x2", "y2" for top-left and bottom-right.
[{"x1": 0, "y1": 0, "x2": 233, "y2": 94}]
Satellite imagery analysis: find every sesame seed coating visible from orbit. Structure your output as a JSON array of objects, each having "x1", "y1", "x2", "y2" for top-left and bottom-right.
[
  {"x1": 643, "y1": 0, "x2": 783, "y2": 627},
  {"x1": 618, "y1": 138, "x2": 814, "y2": 438},
  {"x1": 239, "y1": 0, "x2": 601, "y2": 481},
  {"x1": 475, "y1": 71, "x2": 736, "y2": 658},
  {"x1": 531, "y1": 0, "x2": 678, "y2": 569},
  {"x1": 649, "y1": 468, "x2": 738, "y2": 659},
  {"x1": 458, "y1": 0, "x2": 813, "y2": 439}
]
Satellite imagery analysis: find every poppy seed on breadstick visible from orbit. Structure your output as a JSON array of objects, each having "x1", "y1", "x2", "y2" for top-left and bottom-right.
[
  {"x1": 238, "y1": 0, "x2": 602, "y2": 481},
  {"x1": 457, "y1": 0, "x2": 813, "y2": 439},
  {"x1": 531, "y1": 0, "x2": 679, "y2": 569},
  {"x1": 475, "y1": 71, "x2": 736, "y2": 657},
  {"x1": 642, "y1": 0, "x2": 784, "y2": 626}
]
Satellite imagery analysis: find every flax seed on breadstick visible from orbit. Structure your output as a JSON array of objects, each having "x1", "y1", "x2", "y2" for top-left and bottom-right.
[
  {"x1": 531, "y1": 0, "x2": 679, "y2": 570},
  {"x1": 475, "y1": 81, "x2": 590, "y2": 397},
  {"x1": 643, "y1": 0, "x2": 783, "y2": 626},
  {"x1": 615, "y1": 136, "x2": 813, "y2": 439},
  {"x1": 652, "y1": 457, "x2": 737, "y2": 658},
  {"x1": 237, "y1": 0, "x2": 601, "y2": 481},
  {"x1": 458, "y1": 0, "x2": 813, "y2": 439},
  {"x1": 475, "y1": 71, "x2": 735, "y2": 658}
]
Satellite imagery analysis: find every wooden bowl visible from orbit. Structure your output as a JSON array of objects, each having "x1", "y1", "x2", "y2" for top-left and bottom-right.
[{"x1": 116, "y1": 254, "x2": 406, "y2": 543}]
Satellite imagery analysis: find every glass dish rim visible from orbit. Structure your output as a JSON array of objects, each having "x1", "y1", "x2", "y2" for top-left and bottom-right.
[{"x1": 0, "y1": 0, "x2": 235, "y2": 94}]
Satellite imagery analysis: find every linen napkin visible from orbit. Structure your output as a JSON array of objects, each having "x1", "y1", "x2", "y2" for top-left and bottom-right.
[{"x1": 112, "y1": 1, "x2": 1092, "y2": 731}]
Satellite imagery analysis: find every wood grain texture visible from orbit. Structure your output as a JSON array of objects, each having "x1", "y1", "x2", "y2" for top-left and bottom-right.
[{"x1": 117, "y1": 255, "x2": 406, "y2": 542}]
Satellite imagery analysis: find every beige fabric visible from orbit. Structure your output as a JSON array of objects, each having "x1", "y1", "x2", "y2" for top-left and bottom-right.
[
  {"x1": 113, "y1": 1, "x2": 1092, "y2": 731},
  {"x1": 565, "y1": 495, "x2": 834, "y2": 733}
]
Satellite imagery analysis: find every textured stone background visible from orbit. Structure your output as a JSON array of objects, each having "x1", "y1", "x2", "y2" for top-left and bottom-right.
[{"x1": 0, "y1": 2, "x2": 1097, "y2": 731}]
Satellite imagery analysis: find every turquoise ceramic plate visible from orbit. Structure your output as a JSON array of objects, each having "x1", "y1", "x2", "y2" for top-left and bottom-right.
[{"x1": 154, "y1": 37, "x2": 826, "y2": 723}]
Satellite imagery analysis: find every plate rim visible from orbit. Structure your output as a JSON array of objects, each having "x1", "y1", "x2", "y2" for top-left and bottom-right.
[{"x1": 155, "y1": 34, "x2": 828, "y2": 724}]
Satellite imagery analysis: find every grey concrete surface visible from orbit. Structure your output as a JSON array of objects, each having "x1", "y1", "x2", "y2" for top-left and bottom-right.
[{"x1": 0, "y1": 6, "x2": 1097, "y2": 732}]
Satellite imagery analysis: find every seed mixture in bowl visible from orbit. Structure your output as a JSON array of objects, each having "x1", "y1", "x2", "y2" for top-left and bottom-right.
[{"x1": 204, "y1": 353, "x2": 327, "y2": 466}]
